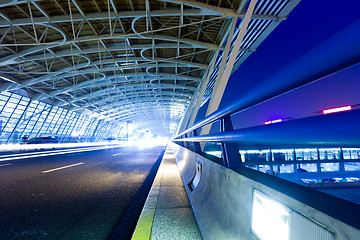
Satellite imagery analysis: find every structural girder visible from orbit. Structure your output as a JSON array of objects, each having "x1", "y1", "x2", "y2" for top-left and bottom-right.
[{"x1": 0, "y1": 0, "x2": 300, "y2": 136}]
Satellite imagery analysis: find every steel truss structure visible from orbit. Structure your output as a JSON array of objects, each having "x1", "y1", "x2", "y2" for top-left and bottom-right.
[{"x1": 0, "y1": 0, "x2": 300, "y2": 137}]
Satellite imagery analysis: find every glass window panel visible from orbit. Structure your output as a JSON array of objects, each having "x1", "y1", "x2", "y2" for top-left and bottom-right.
[
  {"x1": 8, "y1": 99, "x2": 20, "y2": 105},
  {"x1": 3, "y1": 126, "x2": 14, "y2": 132},
  {"x1": 33, "y1": 119, "x2": 44, "y2": 129},
  {"x1": 38, "y1": 102, "x2": 45, "y2": 107},
  {"x1": 66, "y1": 116, "x2": 77, "y2": 131},
  {"x1": 318, "y1": 148, "x2": 340, "y2": 160},
  {"x1": 53, "y1": 117, "x2": 66, "y2": 133},
  {"x1": 29, "y1": 101, "x2": 38, "y2": 107},
  {"x1": 11, "y1": 112, "x2": 22, "y2": 117},
  {"x1": 10, "y1": 94, "x2": 21, "y2": 100},
  {"x1": 247, "y1": 151, "x2": 267, "y2": 163},
  {"x1": 16, "y1": 105, "x2": 27, "y2": 111},
  {"x1": 257, "y1": 165, "x2": 271, "y2": 173},
  {"x1": 8, "y1": 118, "x2": 20, "y2": 123},
  {"x1": 204, "y1": 142, "x2": 222, "y2": 158},
  {"x1": 0, "y1": 101, "x2": 6, "y2": 109},
  {"x1": 4, "y1": 102, "x2": 17, "y2": 109},
  {"x1": 272, "y1": 151, "x2": 290, "y2": 162},
  {"x1": 343, "y1": 149, "x2": 351, "y2": 159},
  {"x1": 350, "y1": 150, "x2": 360, "y2": 159},
  {"x1": 299, "y1": 163, "x2": 317, "y2": 172},
  {"x1": 320, "y1": 163, "x2": 339, "y2": 172},
  {"x1": 303, "y1": 151, "x2": 311, "y2": 160},
  {"x1": 328, "y1": 149, "x2": 340, "y2": 160},
  {"x1": 0, "y1": 94, "x2": 10, "y2": 101},
  {"x1": 295, "y1": 149, "x2": 318, "y2": 161},
  {"x1": 344, "y1": 162, "x2": 360, "y2": 171},
  {"x1": 279, "y1": 164, "x2": 294, "y2": 173},
  {"x1": 319, "y1": 150, "x2": 328, "y2": 160},
  {"x1": 272, "y1": 165, "x2": 280, "y2": 175},
  {"x1": 19, "y1": 99, "x2": 30, "y2": 105},
  {"x1": 2, "y1": 110, "x2": 14, "y2": 116}
]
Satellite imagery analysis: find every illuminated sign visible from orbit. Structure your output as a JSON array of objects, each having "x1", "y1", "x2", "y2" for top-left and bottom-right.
[{"x1": 323, "y1": 106, "x2": 351, "y2": 114}]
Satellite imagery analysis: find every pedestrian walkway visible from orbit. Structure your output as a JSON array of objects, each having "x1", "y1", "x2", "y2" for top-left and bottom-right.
[{"x1": 131, "y1": 146, "x2": 202, "y2": 240}]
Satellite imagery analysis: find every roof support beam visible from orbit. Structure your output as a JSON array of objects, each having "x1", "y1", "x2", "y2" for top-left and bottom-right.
[
  {"x1": 0, "y1": 10, "x2": 283, "y2": 28},
  {"x1": 201, "y1": 0, "x2": 257, "y2": 136},
  {"x1": 0, "y1": 38, "x2": 217, "y2": 66},
  {"x1": 64, "y1": 89, "x2": 193, "y2": 105},
  {"x1": 74, "y1": 94, "x2": 190, "y2": 110},
  {"x1": 158, "y1": 0, "x2": 238, "y2": 17},
  {"x1": 187, "y1": 49, "x2": 220, "y2": 128}
]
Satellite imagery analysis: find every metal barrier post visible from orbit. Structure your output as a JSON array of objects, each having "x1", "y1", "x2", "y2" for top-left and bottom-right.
[
  {"x1": 220, "y1": 116, "x2": 242, "y2": 168},
  {"x1": 184, "y1": 133, "x2": 190, "y2": 148},
  {"x1": 339, "y1": 148, "x2": 345, "y2": 172},
  {"x1": 193, "y1": 130, "x2": 202, "y2": 154}
]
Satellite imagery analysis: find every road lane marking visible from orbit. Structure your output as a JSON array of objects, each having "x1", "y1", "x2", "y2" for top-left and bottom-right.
[
  {"x1": 112, "y1": 153, "x2": 123, "y2": 156},
  {"x1": 0, "y1": 163, "x2": 12, "y2": 167},
  {"x1": 42, "y1": 162, "x2": 84, "y2": 173}
]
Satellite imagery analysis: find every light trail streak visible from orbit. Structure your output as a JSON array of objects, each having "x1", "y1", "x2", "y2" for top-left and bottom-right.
[
  {"x1": 0, "y1": 163, "x2": 12, "y2": 167},
  {"x1": 0, "y1": 146, "x2": 108, "y2": 163}
]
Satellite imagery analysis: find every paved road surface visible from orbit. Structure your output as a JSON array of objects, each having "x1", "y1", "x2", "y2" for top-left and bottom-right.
[{"x1": 0, "y1": 144, "x2": 164, "y2": 240}]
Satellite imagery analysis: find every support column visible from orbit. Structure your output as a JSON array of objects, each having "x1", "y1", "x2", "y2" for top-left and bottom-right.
[
  {"x1": 293, "y1": 149, "x2": 297, "y2": 173},
  {"x1": 316, "y1": 148, "x2": 322, "y2": 173},
  {"x1": 220, "y1": 116, "x2": 241, "y2": 168},
  {"x1": 201, "y1": 0, "x2": 258, "y2": 136},
  {"x1": 177, "y1": 87, "x2": 200, "y2": 134},
  {"x1": 317, "y1": 148, "x2": 323, "y2": 181},
  {"x1": 187, "y1": 50, "x2": 219, "y2": 129},
  {"x1": 339, "y1": 148, "x2": 345, "y2": 172},
  {"x1": 269, "y1": 150, "x2": 274, "y2": 175},
  {"x1": 192, "y1": 129, "x2": 202, "y2": 153},
  {"x1": 183, "y1": 133, "x2": 190, "y2": 149}
]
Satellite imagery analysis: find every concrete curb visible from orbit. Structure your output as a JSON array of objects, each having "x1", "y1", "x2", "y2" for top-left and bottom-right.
[{"x1": 131, "y1": 154, "x2": 163, "y2": 240}]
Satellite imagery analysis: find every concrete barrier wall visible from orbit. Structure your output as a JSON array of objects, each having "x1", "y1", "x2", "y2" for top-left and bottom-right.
[{"x1": 172, "y1": 143, "x2": 360, "y2": 240}]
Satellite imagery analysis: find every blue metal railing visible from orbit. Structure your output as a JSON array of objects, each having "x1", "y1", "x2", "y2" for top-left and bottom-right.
[{"x1": 173, "y1": 108, "x2": 360, "y2": 168}]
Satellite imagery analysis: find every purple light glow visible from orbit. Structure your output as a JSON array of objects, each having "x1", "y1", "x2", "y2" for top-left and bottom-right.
[
  {"x1": 265, "y1": 119, "x2": 283, "y2": 125},
  {"x1": 323, "y1": 106, "x2": 352, "y2": 114}
]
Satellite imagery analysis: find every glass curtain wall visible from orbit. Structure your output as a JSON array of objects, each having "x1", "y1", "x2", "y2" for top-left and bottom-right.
[{"x1": 0, "y1": 91, "x2": 112, "y2": 144}]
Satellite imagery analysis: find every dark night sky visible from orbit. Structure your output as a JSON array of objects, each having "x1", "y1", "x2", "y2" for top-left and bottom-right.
[{"x1": 197, "y1": 0, "x2": 360, "y2": 130}]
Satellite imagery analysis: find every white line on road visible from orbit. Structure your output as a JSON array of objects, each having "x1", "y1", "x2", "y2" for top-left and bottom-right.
[
  {"x1": 0, "y1": 163, "x2": 12, "y2": 167},
  {"x1": 42, "y1": 162, "x2": 84, "y2": 173},
  {"x1": 112, "y1": 153, "x2": 123, "y2": 156}
]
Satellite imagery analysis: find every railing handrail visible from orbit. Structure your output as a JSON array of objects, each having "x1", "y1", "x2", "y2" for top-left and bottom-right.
[
  {"x1": 174, "y1": 102, "x2": 236, "y2": 138},
  {"x1": 174, "y1": 109, "x2": 360, "y2": 148}
]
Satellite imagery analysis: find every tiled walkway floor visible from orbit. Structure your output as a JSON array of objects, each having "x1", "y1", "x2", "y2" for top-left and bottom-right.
[{"x1": 132, "y1": 146, "x2": 202, "y2": 240}]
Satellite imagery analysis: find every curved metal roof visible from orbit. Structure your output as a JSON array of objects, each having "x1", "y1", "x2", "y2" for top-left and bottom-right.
[{"x1": 0, "y1": 0, "x2": 300, "y2": 136}]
